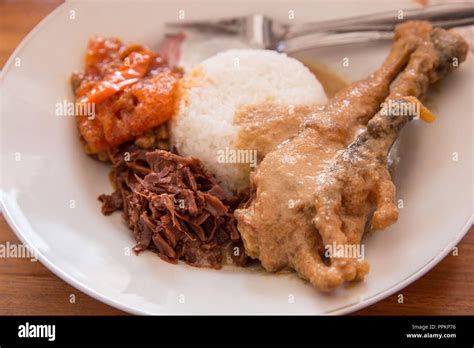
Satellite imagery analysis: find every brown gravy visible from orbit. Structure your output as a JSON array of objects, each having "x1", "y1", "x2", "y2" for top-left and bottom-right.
[
  {"x1": 301, "y1": 60, "x2": 348, "y2": 98},
  {"x1": 234, "y1": 61, "x2": 348, "y2": 160}
]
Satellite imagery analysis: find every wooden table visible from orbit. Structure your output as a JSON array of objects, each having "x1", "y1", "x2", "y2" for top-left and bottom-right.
[{"x1": 1, "y1": 0, "x2": 472, "y2": 315}]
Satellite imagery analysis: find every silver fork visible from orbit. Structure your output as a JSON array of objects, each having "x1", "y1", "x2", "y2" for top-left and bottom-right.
[{"x1": 166, "y1": 2, "x2": 474, "y2": 53}]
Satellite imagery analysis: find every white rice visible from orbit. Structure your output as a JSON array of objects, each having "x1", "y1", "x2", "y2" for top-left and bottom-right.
[{"x1": 170, "y1": 49, "x2": 327, "y2": 191}]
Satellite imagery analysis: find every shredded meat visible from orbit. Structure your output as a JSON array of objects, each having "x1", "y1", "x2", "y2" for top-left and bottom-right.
[{"x1": 99, "y1": 144, "x2": 247, "y2": 269}]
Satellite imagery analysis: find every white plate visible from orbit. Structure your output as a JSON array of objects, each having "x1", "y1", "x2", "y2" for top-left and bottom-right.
[{"x1": 1, "y1": 0, "x2": 473, "y2": 315}]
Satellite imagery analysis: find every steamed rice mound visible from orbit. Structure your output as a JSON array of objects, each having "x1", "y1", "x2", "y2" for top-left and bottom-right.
[{"x1": 171, "y1": 49, "x2": 327, "y2": 191}]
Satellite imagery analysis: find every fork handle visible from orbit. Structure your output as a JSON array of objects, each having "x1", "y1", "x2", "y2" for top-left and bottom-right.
[{"x1": 285, "y1": 3, "x2": 474, "y2": 39}]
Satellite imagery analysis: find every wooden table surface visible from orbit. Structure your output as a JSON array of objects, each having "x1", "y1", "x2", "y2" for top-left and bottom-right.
[{"x1": 1, "y1": 0, "x2": 473, "y2": 315}]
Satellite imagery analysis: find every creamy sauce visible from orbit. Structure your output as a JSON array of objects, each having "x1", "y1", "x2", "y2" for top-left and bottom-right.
[
  {"x1": 234, "y1": 62, "x2": 348, "y2": 162},
  {"x1": 233, "y1": 21, "x2": 465, "y2": 291},
  {"x1": 234, "y1": 103, "x2": 315, "y2": 161}
]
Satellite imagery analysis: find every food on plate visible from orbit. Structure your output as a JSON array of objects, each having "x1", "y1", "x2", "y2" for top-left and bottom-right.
[
  {"x1": 99, "y1": 144, "x2": 247, "y2": 268},
  {"x1": 71, "y1": 35, "x2": 182, "y2": 157},
  {"x1": 75, "y1": 20, "x2": 468, "y2": 291},
  {"x1": 235, "y1": 21, "x2": 468, "y2": 291},
  {"x1": 234, "y1": 103, "x2": 315, "y2": 163},
  {"x1": 170, "y1": 49, "x2": 327, "y2": 191}
]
